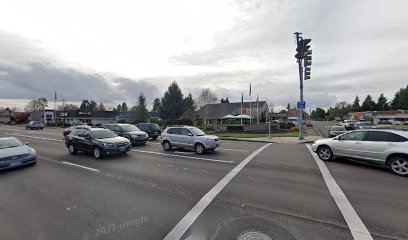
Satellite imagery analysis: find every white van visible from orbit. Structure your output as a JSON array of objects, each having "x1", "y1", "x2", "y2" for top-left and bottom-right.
[{"x1": 287, "y1": 117, "x2": 299, "y2": 126}]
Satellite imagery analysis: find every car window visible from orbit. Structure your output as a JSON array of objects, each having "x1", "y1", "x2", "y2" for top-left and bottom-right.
[
  {"x1": 181, "y1": 128, "x2": 192, "y2": 136},
  {"x1": 120, "y1": 124, "x2": 140, "y2": 132},
  {"x1": 384, "y1": 132, "x2": 408, "y2": 142},
  {"x1": 167, "y1": 128, "x2": 181, "y2": 135},
  {"x1": 77, "y1": 129, "x2": 87, "y2": 137},
  {"x1": 339, "y1": 131, "x2": 365, "y2": 141},
  {"x1": 365, "y1": 131, "x2": 385, "y2": 142},
  {"x1": 91, "y1": 129, "x2": 117, "y2": 139},
  {"x1": 150, "y1": 124, "x2": 161, "y2": 131}
]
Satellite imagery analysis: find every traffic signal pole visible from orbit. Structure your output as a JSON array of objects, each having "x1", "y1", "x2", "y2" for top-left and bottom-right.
[{"x1": 295, "y1": 32, "x2": 304, "y2": 140}]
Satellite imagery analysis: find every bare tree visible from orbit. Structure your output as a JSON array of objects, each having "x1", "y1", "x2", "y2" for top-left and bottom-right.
[
  {"x1": 24, "y1": 98, "x2": 48, "y2": 112},
  {"x1": 197, "y1": 88, "x2": 218, "y2": 124}
]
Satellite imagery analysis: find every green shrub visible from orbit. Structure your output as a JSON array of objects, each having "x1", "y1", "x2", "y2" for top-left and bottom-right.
[{"x1": 291, "y1": 127, "x2": 299, "y2": 131}]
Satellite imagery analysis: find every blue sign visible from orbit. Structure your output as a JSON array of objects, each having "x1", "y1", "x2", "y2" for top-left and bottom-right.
[{"x1": 297, "y1": 101, "x2": 306, "y2": 109}]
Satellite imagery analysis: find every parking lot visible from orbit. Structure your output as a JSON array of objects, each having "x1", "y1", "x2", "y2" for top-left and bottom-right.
[{"x1": 0, "y1": 125, "x2": 407, "y2": 240}]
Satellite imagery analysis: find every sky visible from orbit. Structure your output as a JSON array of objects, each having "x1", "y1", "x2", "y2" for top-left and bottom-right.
[{"x1": 0, "y1": 0, "x2": 407, "y2": 111}]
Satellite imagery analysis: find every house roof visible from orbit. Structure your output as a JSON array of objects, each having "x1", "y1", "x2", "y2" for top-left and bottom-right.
[{"x1": 197, "y1": 101, "x2": 268, "y2": 120}]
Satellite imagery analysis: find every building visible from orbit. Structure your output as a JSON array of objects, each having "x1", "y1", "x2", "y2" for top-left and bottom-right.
[
  {"x1": 197, "y1": 101, "x2": 269, "y2": 124},
  {"x1": 31, "y1": 110, "x2": 131, "y2": 125},
  {"x1": 349, "y1": 110, "x2": 408, "y2": 123}
]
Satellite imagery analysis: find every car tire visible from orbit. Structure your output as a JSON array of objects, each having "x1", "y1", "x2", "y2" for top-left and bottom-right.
[
  {"x1": 163, "y1": 141, "x2": 172, "y2": 151},
  {"x1": 195, "y1": 143, "x2": 205, "y2": 155},
  {"x1": 389, "y1": 156, "x2": 408, "y2": 177},
  {"x1": 68, "y1": 144, "x2": 77, "y2": 154},
  {"x1": 317, "y1": 146, "x2": 333, "y2": 161},
  {"x1": 93, "y1": 147, "x2": 103, "y2": 159}
]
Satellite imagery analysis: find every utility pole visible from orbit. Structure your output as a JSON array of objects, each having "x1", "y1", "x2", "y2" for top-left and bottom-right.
[{"x1": 294, "y1": 32, "x2": 312, "y2": 140}]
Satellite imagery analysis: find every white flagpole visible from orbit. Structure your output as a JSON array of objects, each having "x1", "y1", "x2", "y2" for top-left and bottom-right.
[{"x1": 257, "y1": 94, "x2": 259, "y2": 125}]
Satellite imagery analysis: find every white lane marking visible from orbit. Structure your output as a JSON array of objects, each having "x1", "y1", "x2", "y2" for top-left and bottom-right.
[
  {"x1": 131, "y1": 149, "x2": 234, "y2": 164},
  {"x1": 306, "y1": 145, "x2": 373, "y2": 240},
  {"x1": 4, "y1": 133, "x2": 64, "y2": 142},
  {"x1": 163, "y1": 143, "x2": 271, "y2": 240},
  {"x1": 218, "y1": 147, "x2": 248, "y2": 152},
  {"x1": 62, "y1": 161, "x2": 100, "y2": 172},
  {"x1": 0, "y1": 127, "x2": 62, "y2": 136}
]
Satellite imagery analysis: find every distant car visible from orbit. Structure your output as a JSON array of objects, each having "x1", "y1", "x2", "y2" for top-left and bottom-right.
[
  {"x1": 161, "y1": 126, "x2": 221, "y2": 154},
  {"x1": 356, "y1": 122, "x2": 375, "y2": 129},
  {"x1": 101, "y1": 124, "x2": 148, "y2": 145},
  {"x1": 135, "y1": 123, "x2": 161, "y2": 140},
  {"x1": 312, "y1": 129, "x2": 408, "y2": 177},
  {"x1": 390, "y1": 120, "x2": 403, "y2": 125},
  {"x1": 26, "y1": 121, "x2": 44, "y2": 130},
  {"x1": 63, "y1": 125, "x2": 91, "y2": 137},
  {"x1": 328, "y1": 126, "x2": 347, "y2": 137},
  {"x1": 342, "y1": 120, "x2": 358, "y2": 130},
  {"x1": 0, "y1": 137, "x2": 37, "y2": 170},
  {"x1": 65, "y1": 128, "x2": 131, "y2": 159}
]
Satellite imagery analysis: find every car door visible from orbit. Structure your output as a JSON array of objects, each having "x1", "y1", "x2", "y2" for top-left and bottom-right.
[
  {"x1": 168, "y1": 128, "x2": 182, "y2": 147},
  {"x1": 180, "y1": 128, "x2": 194, "y2": 148},
  {"x1": 361, "y1": 131, "x2": 389, "y2": 162},
  {"x1": 75, "y1": 129, "x2": 87, "y2": 150},
  {"x1": 333, "y1": 131, "x2": 366, "y2": 158},
  {"x1": 82, "y1": 130, "x2": 94, "y2": 152}
]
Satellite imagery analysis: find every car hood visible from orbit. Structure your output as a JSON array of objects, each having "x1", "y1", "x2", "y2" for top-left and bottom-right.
[
  {"x1": 96, "y1": 137, "x2": 129, "y2": 144},
  {"x1": 0, "y1": 145, "x2": 31, "y2": 158},
  {"x1": 126, "y1": 131, "x2": 147, "y2": 135},
  {"x1": 196, "y1": 135, "x2": 220, "y2": 140}
]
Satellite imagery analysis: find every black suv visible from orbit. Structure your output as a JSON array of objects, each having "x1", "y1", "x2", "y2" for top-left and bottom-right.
[
  {"x1": 65, "y1": 128, "x2": 131, "y2": 159},
  {"x1": 101, "y1": 124, "x2": 148, "y2": 145},
  {"x1": 135, "y1": 123, "x2": 161, "y2": 140}
]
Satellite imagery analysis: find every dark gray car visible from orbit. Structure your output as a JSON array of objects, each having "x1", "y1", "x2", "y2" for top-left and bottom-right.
[{"x1": 328, "y1": 126, "x2": 347, "y2": 137}]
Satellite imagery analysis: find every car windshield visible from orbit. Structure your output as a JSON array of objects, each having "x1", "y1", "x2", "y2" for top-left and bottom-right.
[
  {"x1": 120, "y1": 125, "x2": 140, "y2": 132},
  {"x1": 91, "y1": 129, "x2": 117, "y2": 139},
  {"x1": 189, "y1": 127, "x2": 206, "y2": 136},
  {"x1": 331, "y1": 126, "x2": 346, "y2": 131},
  {"x1": 0, "y1": 138, "x2": 23, "y2": 149},
  {"x1": 150, "y1": 124, "x2": 161, "y2": 131}
]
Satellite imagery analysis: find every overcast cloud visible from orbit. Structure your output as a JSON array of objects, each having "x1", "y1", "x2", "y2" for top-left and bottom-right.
[{"x1": 0, "y1": 0, "x2": 407, "y2": 110}]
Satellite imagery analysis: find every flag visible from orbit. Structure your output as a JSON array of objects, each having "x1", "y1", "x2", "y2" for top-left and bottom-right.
[{"x1": 249, "y1": 84, "x2": 252, "y2": 96}]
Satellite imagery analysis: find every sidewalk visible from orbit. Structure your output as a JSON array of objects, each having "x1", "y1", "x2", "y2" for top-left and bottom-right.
[{"x1": 220, "y1": 135, "x2": 321, "y2": 144}]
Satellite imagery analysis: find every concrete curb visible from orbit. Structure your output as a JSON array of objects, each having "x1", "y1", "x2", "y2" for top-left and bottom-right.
[{"x1": 219, "y1": 137, "x2": 317, "y2": 144}]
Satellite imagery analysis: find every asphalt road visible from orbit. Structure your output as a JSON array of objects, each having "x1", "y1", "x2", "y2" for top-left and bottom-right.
[
  {"x1": 312, "y1": 121, "x2": 340, "y2": 138},
  {"x1": 0, "y1": 125, "x2": 407, "y2": 240}
]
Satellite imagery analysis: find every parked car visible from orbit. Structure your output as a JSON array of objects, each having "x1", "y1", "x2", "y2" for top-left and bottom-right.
[
  {"x1": 135, "y1": 123, "x2": 161, "y2": 140},
  {"x1": 328, "y1": 126, "x2": 347, "y2": 137},
  {"x1": 65, "y1": 128, "x2": 131, "y2": 159},
  {"x1": 161, "y1": 126, "x2": 221, "y2": 154},
  {"x1": 63, "y1": 125, "x2": 91, "y2": 137},
  {"x1": 312, "y1": 129, "x2": 408, "y2": 176},
  {"x1": 341, "y1": 120, "x2": 358, "y2": 130},
  {"x1": 356, "y1": 122, "x2": 375, "y2": 129},
  {"x1": 0, "y1": 137, "x2": 37, "y2": 170},
  {"x1": 25, "y1": 121, "x2": 44, "y2": 130},
  {"x1": 101, "y1": 124, "x2": 148, "y2": 145}
]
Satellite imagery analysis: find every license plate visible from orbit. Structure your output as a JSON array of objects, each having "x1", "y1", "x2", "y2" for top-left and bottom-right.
[{"x1": 10, "y1": 161, "x2": 21, "y2": 167}]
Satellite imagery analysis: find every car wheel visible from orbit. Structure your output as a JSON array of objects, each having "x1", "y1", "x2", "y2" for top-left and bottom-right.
[
  {"x1": 163, "y1": 141, "x2": 172, "y2": 151},
  {"x1": 389, "y1": 157, "x2": 408, "y2": 177},
  {"x1": 93, "y1": 147, "x2": 103, "y2": 159},
  {"x1": 68, "y1": 144, "x2": 77, "y2": 154},
  {"x1": 195, "y1": 143, "x2": 205, "y2": 155},
  {"x1": 317, "y1": 146, "x2": 333, "y2": 161}
]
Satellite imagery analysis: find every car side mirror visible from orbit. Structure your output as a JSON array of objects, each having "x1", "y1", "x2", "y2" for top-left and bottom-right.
[
  {"x1": 25, "y1": 142, "x2": 30, "y2": 145},
  {"x1": 187, "y1": 133, "x2": 193, "y2": 137}
]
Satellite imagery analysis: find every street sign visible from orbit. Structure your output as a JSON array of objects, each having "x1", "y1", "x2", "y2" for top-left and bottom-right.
[{"x1": 297, "y1": 101, "x2": 306, "y2": 109}]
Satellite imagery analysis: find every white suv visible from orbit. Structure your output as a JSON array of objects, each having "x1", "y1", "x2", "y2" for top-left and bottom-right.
[
  {"x1": 161, "y1": 126, "x2": 221, "y2": 154},
  {"x1": 312, "y1": 129, "x2": 408, "y2": 176}
]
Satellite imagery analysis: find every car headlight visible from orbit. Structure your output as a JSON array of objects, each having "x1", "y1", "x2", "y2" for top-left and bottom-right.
[
  {"x1": 103, "y1": 143, "x2": 115, "y2": 148},
  {"x1": 207, "y1": 138, "x2": 214, "y2": 142},
  {"x1": 29, "y1": 147, "x2": 37, "y2": 157}
]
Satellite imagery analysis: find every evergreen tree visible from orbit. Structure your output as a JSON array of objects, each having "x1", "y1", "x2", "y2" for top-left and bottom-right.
[
  {"x1": 351, "y1": 95, "x2": 361, "y2": 112},
  {"x1": 391, "y1": 85, "x2": 408, "y2": 110},
  {"x1": 152, "y1": 98, "x2": 161, "y2": 112},
  {"x1": 361, "y1": 95, "x2": 376, "y2": 111},
  {"x1": 376, "y1": 94, "x2": 388, "y2": 111},
  {"x1": 121, "y1": 102, "x2": 128, "y2": 112},
  {"x1": 159, "y1": 81, "x2": 184, "y2": 123}
]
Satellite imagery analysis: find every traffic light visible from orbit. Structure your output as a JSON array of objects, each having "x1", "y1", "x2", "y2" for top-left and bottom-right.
[
  {"x1": 295, "y1": 38, "x2": 311, "y2": 59},
  {"x1": 304, "y1": 66, "x2": 311, "y2": 80}
]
